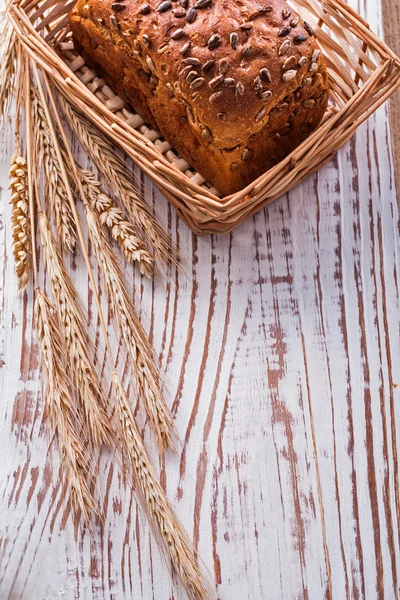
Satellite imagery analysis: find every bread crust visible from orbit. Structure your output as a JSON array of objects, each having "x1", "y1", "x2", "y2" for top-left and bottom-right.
[{"x1": 70, "y1": 0, "x2": 329, "y2": 195}]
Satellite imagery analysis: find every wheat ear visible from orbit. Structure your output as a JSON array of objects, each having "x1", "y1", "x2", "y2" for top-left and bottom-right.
[
  {"x1": 38, "y1": 72, "x2": 210, "y2": 597},
  {"x1": 85, "y1": 208, "x2": 176, "y2": 453},
  {"x1": 113, "y1": 374, "x2": 210, "y2": 600},
  {"x1": 28, "y1": 66, "x2": 210, "y2": 597},
  {"x1": 0, "y1": 19, "x2": 16, "y2": 118},
  {"x1": 35, "y1": 289, "x2": 97, "y2": 523},
  {"x1": 38, "y1": 211, "x2": 113, "y2": 449},
  {"x1": 9, "y1": 137, "x2": 32, "y2": 290},
  {"x1": 31, "y1": 87, "x2": 76, "y2": 251},
  {"x1": 77, "y1": 168, "x2": 155, "y2": 276},
  {"x1": 58, "y1": 96, "x2": 176, "y2": 266}
]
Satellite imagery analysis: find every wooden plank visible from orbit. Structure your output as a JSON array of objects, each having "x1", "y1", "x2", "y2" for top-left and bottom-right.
[
  {"x1": 0, "y1": 0, "x2": 399, "y2": 597},
  {"x1": 382, "y1": 0, "x2": 400, "y2": 197}
]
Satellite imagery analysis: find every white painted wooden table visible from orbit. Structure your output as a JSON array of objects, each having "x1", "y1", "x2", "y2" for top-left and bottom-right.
[{"x1": 1, "y1": 1, "x2": 399, "y2": 597}]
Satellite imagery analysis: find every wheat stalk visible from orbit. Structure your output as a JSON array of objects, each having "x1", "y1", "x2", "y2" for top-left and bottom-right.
[
  {"x1": 0, "y1": 19, "x2": 17, "y2": 118},
  {"x1": 85, "y1": 208, "x2": 176, "y2": 453},
  {"x1": 14, "y1": 62, "x2": 209, "y2": 597},
  {"x1": 58, "y1": 96, "x2": 176, "y2": 266},
  {"x1": 9, "y1": 137, "x2": 32, "y2": 290},
  {"x1": 112, "y1": 374, "x2": 210, "y2": 599},
  {"x1": 39, "y1": 79, "x2": 170, "y2": 449},
  {"x1": 31, "y1": 87, "x2": 76, "y2": 251},
  {"x1": 77, "y1": 168, "x2": 155, "y2": 276},
  {"x1": 35, "y1": 289, "x2": 97, "y2": 523},
  {"x1": 38, "y1": 210, "x2": 113, "y2": 449}
]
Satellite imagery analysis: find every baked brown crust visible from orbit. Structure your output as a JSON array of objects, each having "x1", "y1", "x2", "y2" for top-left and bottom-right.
[{"x1": 69, "y1": 0, "x2": 329, "y2": 195}]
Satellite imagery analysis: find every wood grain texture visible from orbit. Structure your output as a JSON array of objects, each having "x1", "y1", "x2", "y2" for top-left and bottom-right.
[
  {"x1": 1, "y1": 0, "x2": 400, "y2": 596},
  {"x1": 382, "y1": 0, "x2": 400, "y2": 198}
]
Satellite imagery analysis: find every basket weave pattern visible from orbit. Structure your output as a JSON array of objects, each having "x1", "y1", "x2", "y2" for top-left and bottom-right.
[{"x1": 9, "y1": 0, "x2": 400, "y2": 234}]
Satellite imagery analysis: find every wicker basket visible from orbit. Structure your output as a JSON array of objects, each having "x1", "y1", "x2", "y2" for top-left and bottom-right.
[{"x1": 9, "y1": 0, "x2": 400, "y2": 234}]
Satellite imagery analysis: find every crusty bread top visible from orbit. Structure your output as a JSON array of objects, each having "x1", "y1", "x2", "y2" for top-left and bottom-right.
[{"x1": 72, "y1": 0, "x2": 324, "y2": 150}]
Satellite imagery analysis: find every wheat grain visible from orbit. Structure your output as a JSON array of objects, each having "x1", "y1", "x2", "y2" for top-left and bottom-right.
[
  {"x1": 78, "y1": 168, "x2": 155, "y2": 276},
  {"x1": 85, "y1": 208, "x2": 176, "y2": 452},
  {"x1": 0, "y1": 20, "x2": 17, "y2": 118},
  {"x1": 31, "y1": 87, "x2": 76, "y2": 251},
  {"x1": 59, "y1": 97, "x2": 176, "y2": 266},
  {"x1": 113, "y1": 373, "x2": 210, "y2": 599},
  {"x1": 35, "y1": 289, "x2": 97, "y2": 523},
  {"x1": 38, "y1": 211, "x2": 113, "y2": 449},
  {"x1": 8, "y1": 139, "x2": 32, "y2": 290}
]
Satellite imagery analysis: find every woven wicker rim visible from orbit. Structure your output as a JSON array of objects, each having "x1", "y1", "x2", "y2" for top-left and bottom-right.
[{"x1": 8, "y1": 0, "x2": 400, "y2": 233}]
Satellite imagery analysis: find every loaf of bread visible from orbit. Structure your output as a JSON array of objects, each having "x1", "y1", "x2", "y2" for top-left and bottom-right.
[{"x1": 69, "y1": 0, "x2": 329, "y2": 195}]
